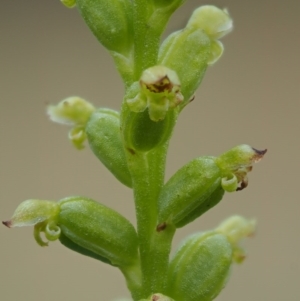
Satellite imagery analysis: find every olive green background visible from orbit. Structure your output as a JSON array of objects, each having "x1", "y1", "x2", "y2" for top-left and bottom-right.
[{"x1": 1, "y1": 0, "x2": 299, "y2": 300}]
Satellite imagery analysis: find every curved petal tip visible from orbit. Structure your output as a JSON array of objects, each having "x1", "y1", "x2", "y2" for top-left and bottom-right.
[
  {"x1": 2, "y1": 220, "x2": 12, "y2": 228},
  {"x1": 252, "y1": 148, "x2": 267, "y2": 162}
]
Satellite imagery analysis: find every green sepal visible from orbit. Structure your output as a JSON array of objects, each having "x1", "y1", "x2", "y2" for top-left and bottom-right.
[
  {"x1": 157, "y1": 157, "x2": 223, "y2": 227},
  {"x1": 167, "y1": 231, "x2": 232, "y2": 301},
  {"x1": 59, "y1": 232, "x2": 114, "y2": 266},
  {"x1": 76, "y1": 0, "x2": 133, "y2": 55},
  {"x1": 58, "y1": 197, "x2": 139, "y2": 267},
  {"x1": 122, "y1": 106, "x2": 177, "y2": 153},
  {"x1": 85, "y1": 108, "x2": 132, "y2": 188},
  {"x1": 159, "y1": 27, "x2": 211, "y2": 105}
]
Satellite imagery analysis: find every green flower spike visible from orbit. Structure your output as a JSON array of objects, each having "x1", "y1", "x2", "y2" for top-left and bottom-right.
[
  {"x1": 47, "y1": 96, "x2": 95, "y2": 149},
  {"x1": 2, "y1": 199, "x2": 60, "y2": 246},
  {"x1": 3, "y1": 2, "x2": 266, "y2": 300},
  {"x1": 127, "y1": 66, "x2": 184, "y2": 121}
]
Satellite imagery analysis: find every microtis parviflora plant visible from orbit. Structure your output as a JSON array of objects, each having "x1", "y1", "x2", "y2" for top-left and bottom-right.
[{"x1": 3, "y1": 1, "x2": 267, "y2": 301}]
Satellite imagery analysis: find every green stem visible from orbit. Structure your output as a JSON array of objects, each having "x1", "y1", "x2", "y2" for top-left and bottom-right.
[
  {"x1": 120, "y1": 261, "x2": 144, "y2": 301},
  {"x1": 132, "y1": 1, "x2": 156, "y2": 79},
  {"x1": 125, "y1": 145, "x2": 174, "y2": 299},
  {"x1": 132, "y1": 2, "x2": 170, "y2": 79}
]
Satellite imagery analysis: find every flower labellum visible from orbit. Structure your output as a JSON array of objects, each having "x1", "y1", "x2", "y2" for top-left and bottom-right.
[{"x1": 127, "y1": 66, "x2": 184, "y2": 121}]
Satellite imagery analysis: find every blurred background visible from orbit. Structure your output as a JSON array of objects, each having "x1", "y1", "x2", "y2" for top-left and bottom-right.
[{"x1": 1, "y1": 0, "x2": 299, "y2": 300}]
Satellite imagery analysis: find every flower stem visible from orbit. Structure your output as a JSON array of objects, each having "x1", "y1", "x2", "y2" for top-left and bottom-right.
[
  {"x1": 125, "y1": 145, "x2": 174, "y2": 299},
  {"x1": 132, "y1": 1, "x2": 171, "y2": 80}
]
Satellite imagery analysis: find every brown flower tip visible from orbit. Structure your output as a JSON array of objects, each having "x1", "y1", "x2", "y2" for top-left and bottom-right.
[
  {"x1": 2, "y1": 220, "x2": 12, "y2": 228},
  {"x1": 252, "y1": 148, "x2": 267, "y2": 163}
]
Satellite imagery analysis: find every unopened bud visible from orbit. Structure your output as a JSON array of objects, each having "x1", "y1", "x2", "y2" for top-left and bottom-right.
[
  {"x1": 187, "y1": 6, "x2": 233, "y2": 39},
  {"x1": 185, "y1": 6, "x2": 232, "y2": 66}
]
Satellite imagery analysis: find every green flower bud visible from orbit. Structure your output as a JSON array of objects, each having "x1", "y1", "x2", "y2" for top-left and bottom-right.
[
  {"x1": 76, "y1": 0, "x2": 133, "y2": 55},
  {"x1": 157, "y1": 157, "x2": 223, "y2": 228},
  {"x1": 47, "y1": 96, "x2": 95, "y2": 149},
  {"x1": 3, "y1": 197, "x2": 139, "y2": 267},
  {"x1": 86, "y1": 108, "x2": 132, "y2": 188},
  {"x1": 158, "y1": 27, "x2": 211, "y2": 104},
  {"x1": 60, "y1": 0, "x2": 76, "y2": 8},
  {"x1": 127, "y1": 66, "x2": 183, "y2": 121},
  {"x1": 167, "y1": 231, "x2": 232, "y2": 301},
  {"x1": 185, "y1": 6, "x2": 232, "y2": 66},
  {"x1": 187, "y1": 6, "x2": 233, "y2": 40},
  {"x1": 216, "y1": 145, "x2": 267, "y2": 191}
]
